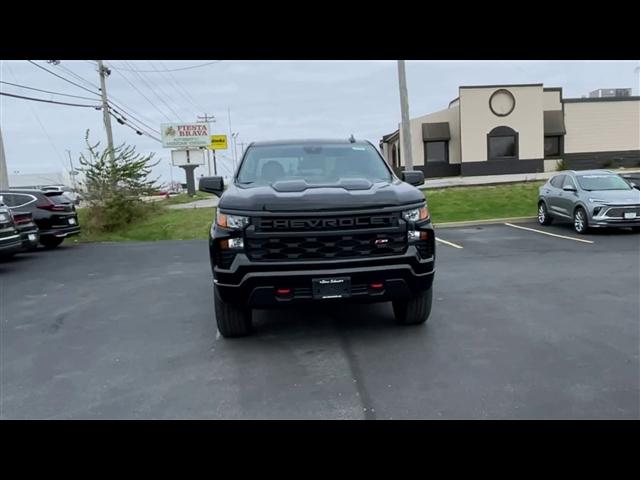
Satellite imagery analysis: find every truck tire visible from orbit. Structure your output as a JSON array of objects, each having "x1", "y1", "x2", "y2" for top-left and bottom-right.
[
  {"x1": 392, "y1": 287, "x2": 433, "y2": 325},
  {"x1": 214, "y1": 286, "x2": 253, "y2": 338},
  {"x1": 40, "y1": 236, "x2": 64, "y2": 249}
]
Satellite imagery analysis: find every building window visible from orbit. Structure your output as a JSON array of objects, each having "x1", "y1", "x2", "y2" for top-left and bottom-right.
[
  {"x1": 487, "y1": 126, "x2": 518, "y2": 161},
  {"x1": 544, "y1": 136, "x2": 562, "y2": 158},
  {"x1": 425, "y1": 141, "x2": 449, "y2": 163}
]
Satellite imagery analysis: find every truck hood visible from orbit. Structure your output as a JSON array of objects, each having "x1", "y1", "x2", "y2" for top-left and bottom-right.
[{"x1": 218, "y1": 179, "x2": 425, "y2": 212}]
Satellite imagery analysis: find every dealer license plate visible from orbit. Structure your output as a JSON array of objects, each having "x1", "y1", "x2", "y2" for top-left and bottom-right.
[
  {"x1": 624, "y1": 212, "x2": 637, "y2": 219},
  {"x1": 312, "y1": 277, "x2": 351, "y2": 299}
]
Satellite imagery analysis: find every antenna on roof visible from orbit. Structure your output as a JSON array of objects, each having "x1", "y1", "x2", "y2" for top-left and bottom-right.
[{"x1": 348, "y1": 134, "x2": 356, "y2": 143}]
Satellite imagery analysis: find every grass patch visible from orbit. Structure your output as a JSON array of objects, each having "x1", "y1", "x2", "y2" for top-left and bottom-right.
[
  {"x1": 74, "y1": 182, "x2": 543, "y2": 243},
  {"x1": 76, "y1": 207, "x2": 215, "y2": 242},
  {"x1": 425, "y1": 182, "x2": 543, "y2": 224}
]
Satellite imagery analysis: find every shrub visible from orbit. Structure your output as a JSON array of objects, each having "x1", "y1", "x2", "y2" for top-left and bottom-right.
[
  {"x1": 556, "y1": 159, "x2": 568, "y2": 171},
  {"x1": 77, "y1": 130, "x2": 160, "y2": 232}
]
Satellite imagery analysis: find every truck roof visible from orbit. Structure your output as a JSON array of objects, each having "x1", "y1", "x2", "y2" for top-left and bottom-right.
[{"x1": 249, "y1": 139, "x2": 370, "y2": 147}]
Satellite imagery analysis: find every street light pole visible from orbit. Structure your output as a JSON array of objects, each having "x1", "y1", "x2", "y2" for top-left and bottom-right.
[
  {"x1": 0, "y1": 127, "x2": 9, "y2": 190},
  {"x1": 397, "y1": 60, "x2": 414, "y2": 171},
  {"x1": 197, "y1": 113, "x2": 217, "y2": 176}
]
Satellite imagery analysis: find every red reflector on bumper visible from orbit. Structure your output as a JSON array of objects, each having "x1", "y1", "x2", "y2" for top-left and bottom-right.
[
  {"x1": 370, "y1": 282, "x2": 384, "y2": 289},
  {"x1": 276, "y1": 288, "x2": 291, "y2": 295}
]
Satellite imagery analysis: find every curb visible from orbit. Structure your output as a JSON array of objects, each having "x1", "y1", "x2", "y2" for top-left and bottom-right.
[{"x1": 434, "y1": 216, "x2": 536, "y2": 228}]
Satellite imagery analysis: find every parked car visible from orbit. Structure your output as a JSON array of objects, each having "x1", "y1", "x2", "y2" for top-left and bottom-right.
[
  {"x1": 538, "y1": 170, "x2": 640, "y2": 233},
  {"x1": 11, "y1": 211, "x2": 40, "y2": 251},
  {"x1": 0, "y1": 189, "x2": 80, "y2": 248},
  {"x1": 619, "y1": 172, "x2": 640, "y2": 188},
  {"x1": 0, "y1": 200, "x2": 22, "y2": 259},
  {"x1": 40, "y1": 185, "x2": 82, "y2": 205},
  {"x1": 199, "y1": 138, "x2": 435, "y2": 338}
]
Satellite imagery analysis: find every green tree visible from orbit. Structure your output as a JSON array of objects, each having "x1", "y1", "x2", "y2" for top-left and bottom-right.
[{"x1": 78, "y1": 130, "x2": 160, "y2": 232}]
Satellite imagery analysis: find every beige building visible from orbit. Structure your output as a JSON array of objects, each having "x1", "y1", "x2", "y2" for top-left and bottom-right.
[{"x1": 380, "y1": 83, "x2": 640, "y2": 177}]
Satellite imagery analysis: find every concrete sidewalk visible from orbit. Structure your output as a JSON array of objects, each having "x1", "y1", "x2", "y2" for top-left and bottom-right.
[
  {"x1": 167, "y1": 197, "x2": 219, "y2": 209},
  {"x1": 419, "y1": 167, "x2": 640, "y2": 190}
]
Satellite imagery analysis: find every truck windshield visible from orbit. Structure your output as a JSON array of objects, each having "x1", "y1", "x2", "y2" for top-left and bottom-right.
[
  {"x1": 576, "y1": 174, "x2": 632, "y2": 191},
  {"x1": 236, "y1": 143, "x2": 393, "y2": 185}
]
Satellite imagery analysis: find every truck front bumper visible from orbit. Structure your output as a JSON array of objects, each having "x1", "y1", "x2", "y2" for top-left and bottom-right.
[{"x1": 213, "y1": 247, "x2": 435, "y2": 308}]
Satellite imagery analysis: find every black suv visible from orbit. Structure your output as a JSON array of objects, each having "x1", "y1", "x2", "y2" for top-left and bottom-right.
[
  {"x1": 200, "y1": 139, "x2": 435, "y2": 337},
  {"x1": 0, "y1": 199, "x2": 22, "y2": 258},
  {"x1": 0, "y1": 190, "x2": 80, "y2": 248}
]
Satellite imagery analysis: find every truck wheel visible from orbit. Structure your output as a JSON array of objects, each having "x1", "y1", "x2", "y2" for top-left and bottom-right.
[
  {"x1": 538, "y1": 202, "x2": 553, "y2": 225},
  {"x1": 214, "y1": 286, "x2": 253, "y2": 338},
  {"x1": 40, "y1": 236, "x2": 64, "y2": 249},
  {"x1": 393, "y1": 287, "x2": 433, "y2": 325}
]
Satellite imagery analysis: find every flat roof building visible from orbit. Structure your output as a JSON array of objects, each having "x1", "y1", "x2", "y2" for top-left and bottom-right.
[{"x1": 380, "y1": 83, "x2": 640, "y2": 178}]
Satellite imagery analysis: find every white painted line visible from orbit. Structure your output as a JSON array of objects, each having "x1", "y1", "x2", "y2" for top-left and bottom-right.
[
  {"x1": 503, "y1": 223, "x2": 594, "y2": 244},
  {"x1": 435, "y1": 237, "x2": 464, "y2": 249}
]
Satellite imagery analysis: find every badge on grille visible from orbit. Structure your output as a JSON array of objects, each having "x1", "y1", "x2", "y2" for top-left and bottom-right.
[{"x1": 374, "y1": 239, "x2": 389, "y2": 245}]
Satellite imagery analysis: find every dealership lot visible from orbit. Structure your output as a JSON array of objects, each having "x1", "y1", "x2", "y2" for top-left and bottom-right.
[{"x1": 1, "y1": 222, "x2": 638, "y2": 419}]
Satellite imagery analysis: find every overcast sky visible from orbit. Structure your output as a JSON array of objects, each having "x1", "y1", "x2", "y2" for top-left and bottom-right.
[{"x1": 1, "y1": 60, "x2": 638, "y2": 185}]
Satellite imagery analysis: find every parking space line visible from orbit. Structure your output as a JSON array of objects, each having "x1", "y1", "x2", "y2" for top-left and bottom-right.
[
  {"x1": 435, "y1": 237, "x2": 464, "y2": 249},
  {"x1": 503, "y1": 223, "x2": 594, "y2": 244}
]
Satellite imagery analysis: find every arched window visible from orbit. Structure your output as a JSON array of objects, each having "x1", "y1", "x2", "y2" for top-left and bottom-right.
[{"x1": 487, "y1": 126, "x2": 519, "y2": 161}]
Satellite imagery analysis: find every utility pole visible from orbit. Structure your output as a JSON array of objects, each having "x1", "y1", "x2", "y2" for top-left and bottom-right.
[
  {"x1": 97, "y1": 60, "x2": 115, "y2": 162},
  {"x1": 0, "y1": 127, "x2": 9, "y2": 189},
  {"x1": 197, "y1": 113, "x2": 217, "y2": 176},
  {"x1": 66, "y1": 150, "x2": 77, "y2": 190},
  {"x1": 397, "y1": 60, "x2": 414, "y2": 171}
]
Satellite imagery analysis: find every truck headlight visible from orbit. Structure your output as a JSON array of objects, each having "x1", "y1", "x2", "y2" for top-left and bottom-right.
[
  {"x1": 216, "y1": 211, "x2": 249, "y2": 229},
  {"x1": 402, "y1": 206, "x2": 429, "y2": 222}
]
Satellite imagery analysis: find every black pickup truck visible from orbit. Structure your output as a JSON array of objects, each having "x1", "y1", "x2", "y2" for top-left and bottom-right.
[{"x1": 200, "y1": 139, "x2": 435, "y2": 337}]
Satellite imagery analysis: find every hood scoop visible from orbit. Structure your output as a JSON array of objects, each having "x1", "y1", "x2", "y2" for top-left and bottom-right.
[{"x1": 271, "y1": 178, "x2": 373, "y2": 192}]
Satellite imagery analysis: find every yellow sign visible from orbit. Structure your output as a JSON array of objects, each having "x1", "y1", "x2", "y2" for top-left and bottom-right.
[{"x1": 208, "y1": 135, "x2": 228, "y2": 150}]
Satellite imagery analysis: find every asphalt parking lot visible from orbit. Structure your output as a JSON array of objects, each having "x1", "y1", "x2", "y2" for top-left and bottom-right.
[{"x1": 1, "y1": 221, "x2": 638, "y2": 419}]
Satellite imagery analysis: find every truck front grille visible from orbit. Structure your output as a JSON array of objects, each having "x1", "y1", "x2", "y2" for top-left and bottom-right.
[{"x1": 246, "y1": 231, "x2": 407, "y2": 261}]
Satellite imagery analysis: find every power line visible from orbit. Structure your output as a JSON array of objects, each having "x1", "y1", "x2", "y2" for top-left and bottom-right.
[
  {"x1": 146, "y1": 60, "x2": 201, "y2": 116},
  {"x1": 4, "y1": 63, "x2": 71, "y2": 176},
  {"x1": 140, "y1": 60, "x2": 194, "y2": 120},
  {"x1": 106, "y1": 61, "x2": 174, "y2": 122},
  {"x1": 108, "y1": 111, "x2": 161, "y2": 142},
  {"x1": 121, "y1": 60, "x2": 185, "y2": 121},
  {"x1": 27, "y1": 60, "x2": 101, "y2": 97},
  {"x1": 112, "y1": 61, "x2": 222, "y2": 73},
  {"x1": 0, "y1": 80, "x2": 99, "y2": 101},
  {"x1": 156, "y1": 60, "x2": 202, "y2": 112},
  {"x1": 0, "y1": 91, "x2": 101, "y2": 108},
  {"x1": 57, "y1": 63, "x2": 101, "y2": 90},
  {"x1": 108, "y1": 103, "x2": 160, "y2": 134}
]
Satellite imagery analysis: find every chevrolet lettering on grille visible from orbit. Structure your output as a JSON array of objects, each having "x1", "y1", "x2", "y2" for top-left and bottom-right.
[{"x1": 259, "y1": 216, "x2": 392, "y2": 230}]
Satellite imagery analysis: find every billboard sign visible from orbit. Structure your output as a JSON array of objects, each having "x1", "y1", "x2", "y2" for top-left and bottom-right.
[{"x1": 161, "y1": 123, "x2": 210, "y2": 148}]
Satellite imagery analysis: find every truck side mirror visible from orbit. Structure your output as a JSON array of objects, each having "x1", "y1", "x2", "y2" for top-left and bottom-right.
[
  {"x1": 401, "y1": 170, "x2": 424, "y2": 187},
  {"x1": 199, "y1": 176, "x2": 224, "y2": 196}
]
